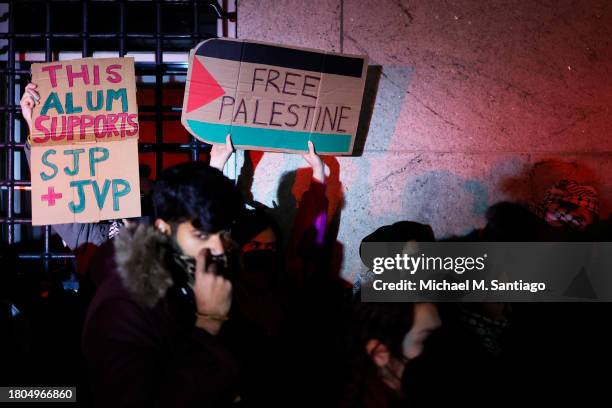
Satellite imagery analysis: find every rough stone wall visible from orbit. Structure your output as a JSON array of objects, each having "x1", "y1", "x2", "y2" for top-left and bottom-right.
[{"x1": 237, "y1": 0, "x2": 612, "y2": 281}]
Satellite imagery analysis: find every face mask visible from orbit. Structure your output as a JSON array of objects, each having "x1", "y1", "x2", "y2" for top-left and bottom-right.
[
  {"x1": 163, "y1": 230, "x2": 197, "y2": 285},
  {"x1": 173, "y1": 252, "x2": 197, "y2": 285},
  {"x1": 241, "y1": 250, "x2": 279, "y2": 289},
  {"x1": 243, "y1": 250, "x2": 278, "y2": 271}
]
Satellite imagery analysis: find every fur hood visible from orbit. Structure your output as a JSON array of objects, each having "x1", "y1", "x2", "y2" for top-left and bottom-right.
[{"x1": 114, "y1": 224, "x2": 176, "y2": 308}]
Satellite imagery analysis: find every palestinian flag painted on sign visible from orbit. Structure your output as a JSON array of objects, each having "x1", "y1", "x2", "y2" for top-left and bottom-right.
[{"x1": 181, "y1": 38, "x2": 367, "y2": 155}]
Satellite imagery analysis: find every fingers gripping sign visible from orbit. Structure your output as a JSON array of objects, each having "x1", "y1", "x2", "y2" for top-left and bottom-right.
[
  {"x1": 302, "y1": 140, "x2": 325, "y2": 183},
  {"x1": 21, "y1": 83, "x2": 41, "y2": 132},
  {"x1": 209, "y1": 133, "x2": 235, "y2": 171}
]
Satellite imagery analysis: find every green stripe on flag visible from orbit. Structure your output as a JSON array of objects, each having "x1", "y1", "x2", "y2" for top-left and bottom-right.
[{"x1": 186, "y1": 120, "x2": 352, "y2": 153}]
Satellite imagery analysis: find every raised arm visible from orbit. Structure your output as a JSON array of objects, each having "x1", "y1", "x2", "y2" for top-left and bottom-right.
[
  {"x1": 284, "y1": 141, "x2": 330, "y2": 289},
  {"x1": 301, "y1": 140, "x2": 325, "y2": 184}
]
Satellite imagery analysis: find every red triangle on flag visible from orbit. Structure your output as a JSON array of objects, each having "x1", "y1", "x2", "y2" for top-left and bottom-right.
[{"x1": 186, "y1": 57, "x2": 225, "y2": 113}]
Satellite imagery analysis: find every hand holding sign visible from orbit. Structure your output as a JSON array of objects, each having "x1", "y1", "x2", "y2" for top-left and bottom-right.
[
  {"x1": 302, "y1": 141, "x2": 325, "y2": 183},
  {"x1": 209, "y1": 134, "x2": 235, "y2": 171},
  {"x1": 20, "y1": 83, "x2": 40, "y2": 131},
  {"x1": 209, "y1": 133, "x2": 326, "y2": 184},
  {"x1": 29, "y1": 57, "x2": 141, "y2": 226}
]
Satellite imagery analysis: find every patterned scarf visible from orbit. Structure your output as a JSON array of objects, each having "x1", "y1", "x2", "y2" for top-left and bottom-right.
[
  {"x1": 536, "y1": 179, "x2": 599, "y2": 230},
  {"x1": 171, "y1": 249, "x2": 197, "y2": 286}
]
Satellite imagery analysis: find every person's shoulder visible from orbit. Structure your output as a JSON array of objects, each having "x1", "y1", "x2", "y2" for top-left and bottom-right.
[{"x1": 112, "y1": 224, "x2": 175, "y2": 309}]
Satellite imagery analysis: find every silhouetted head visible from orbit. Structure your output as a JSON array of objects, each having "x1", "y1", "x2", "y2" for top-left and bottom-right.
[
  {"x1": 359, "y1": 221, "x2": 435, "y2": 269},
  {"x1": 347, "y1": 297, "x2": 441, "y2": 395}
]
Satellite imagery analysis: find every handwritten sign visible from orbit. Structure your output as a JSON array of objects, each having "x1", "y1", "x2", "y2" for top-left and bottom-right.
[
  {"x1": 30, "y1": 57, "x2": 141, "y2": 226},
  {"x1": 181, "y1": 39, "x2": 368, "y2": 155}
]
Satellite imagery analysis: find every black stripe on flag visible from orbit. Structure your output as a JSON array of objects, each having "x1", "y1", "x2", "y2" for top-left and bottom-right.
[{"x1": 195, "y1": 39, "x2": 364, "y2": 78}]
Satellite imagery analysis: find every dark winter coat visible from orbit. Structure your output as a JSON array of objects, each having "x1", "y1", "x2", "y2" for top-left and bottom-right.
[{"x1": 82, "y1": 225, "x2": 240, "y2": 407}]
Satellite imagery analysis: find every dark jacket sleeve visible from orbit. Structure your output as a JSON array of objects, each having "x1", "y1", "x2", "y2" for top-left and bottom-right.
[
  {"x1": 83, "y1": 298, "x2": 165, "y2": 408},
  {"x1": 83, "y1": 298, "x2": 238, "y2": 407},
  {"x1": 25, "y1": 142, "x2": 110, "y2": 250}
]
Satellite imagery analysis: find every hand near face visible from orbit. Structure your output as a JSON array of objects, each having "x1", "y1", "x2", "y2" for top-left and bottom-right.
[{"x1": 193, "y1": 248, "x2": 232, "y2": 335}]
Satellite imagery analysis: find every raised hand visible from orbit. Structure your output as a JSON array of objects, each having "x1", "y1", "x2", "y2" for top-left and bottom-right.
[
  {"x1": 209, "y1": 133, "x2": 235, "y2": 171},
  {"x1": 302, "y1": 140, "x2": 325, "y2": 183},
  {"x1": 193, "y1": 249, "x2": 232, "y2": 335},
  {"x1": 20, "y1": 83, "x2": 40, "y2": 133}
]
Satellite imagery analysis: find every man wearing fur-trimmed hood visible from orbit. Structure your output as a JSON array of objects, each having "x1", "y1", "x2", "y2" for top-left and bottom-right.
[{"x1": 82, "y1": 162, "x2": 244, "y2": 407}]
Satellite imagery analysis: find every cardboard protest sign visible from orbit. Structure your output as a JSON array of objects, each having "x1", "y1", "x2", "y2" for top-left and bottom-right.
[
  {"x1": 29, "y1": 57, "x2": 141, "y2": 226},
  {"x1": 181, "y1": 39, "x2": 368, "y2": 155}
]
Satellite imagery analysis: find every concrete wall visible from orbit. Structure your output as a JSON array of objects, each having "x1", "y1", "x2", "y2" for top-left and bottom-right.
[{"x1": 237, "y1": 0, "x2": 612, "y2": 282}]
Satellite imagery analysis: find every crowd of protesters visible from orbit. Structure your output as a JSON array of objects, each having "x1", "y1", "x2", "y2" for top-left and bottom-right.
[{"x1": 1, "y1": 83, "x2": 610, "y2": 407}]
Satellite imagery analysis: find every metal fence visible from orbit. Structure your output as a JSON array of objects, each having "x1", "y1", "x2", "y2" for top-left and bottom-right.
[{"x1": 0, "y1": 0, "x2": 235, "y2": 275}]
